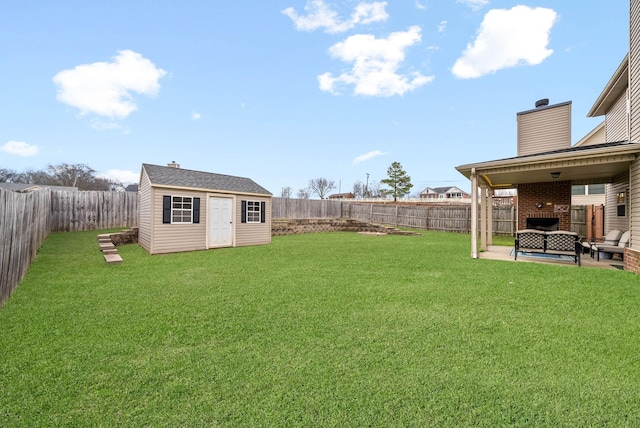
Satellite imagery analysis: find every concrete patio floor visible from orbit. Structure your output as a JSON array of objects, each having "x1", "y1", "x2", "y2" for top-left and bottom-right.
[{"x1": 480, "y1": 245, "x2": 625, "y2": 270}]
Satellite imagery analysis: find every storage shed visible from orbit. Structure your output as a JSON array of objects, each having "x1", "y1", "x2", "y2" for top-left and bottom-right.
[{"x1": 139, "y1": 163, "x2": 272, "y2": 255}]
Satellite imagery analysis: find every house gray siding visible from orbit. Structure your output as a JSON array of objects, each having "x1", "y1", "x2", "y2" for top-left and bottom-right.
[
  {"x1": 605, "y1": 174, "x2": 630, "y2": 236},
  {"x1": 631, "y1": 0, "x2": 640, "y2": 142},
  {"x1": 605, "y1": 91, "x2": 629, "y2": 142}
]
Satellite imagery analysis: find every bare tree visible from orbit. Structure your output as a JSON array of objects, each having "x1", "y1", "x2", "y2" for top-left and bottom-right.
[
  {"x1": 308, "y1": 178, "x2": 336, "y2": 199},
  {"x1": 367, "y1": 180, "x2": 385, "y2": 198},
  {"x1": 281, "y1": 186, "x2": 293, "y2": 198},
  {"x1": 297, "y1": 188, "x2": 310, "y2": 199},
  {"x1": 0, "y1": 168, "x2": 18, "y2": 183},
  {"x1": 352, "y1": 181, "x2": 365, "y2": 199},
  {"x1": 16, "y1": 169, "x2": 53, "y2": 185}
]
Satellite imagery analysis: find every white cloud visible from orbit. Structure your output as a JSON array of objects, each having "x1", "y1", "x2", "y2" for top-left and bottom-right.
[
  {"x1": 191, "y1": 112, "x2": 202, "y2": 120},
  {"x1": 282, "y1": 0, "x2": 388, "y2": 34},
  {"x1": 1, "y1": 140, "x2": 39, "y2": 156},
  {"x1": 415, "y1": 1, "x2": 427, "y2": 11},
  {"x1": 438, "y1": 20, "x2": 447, "y2": 33},
  {"x1": 456, "y1": 0, "x2": 488, "y2": 11},
  {"x1": 319, "y1": 26, "x2": 434, "y2": 96},
  {"x1": 100, "y1": 169, "x2": 139, "y2": 185},
  {"x1": 353, "y1": 150, "x2": 387, "y2": 165},
  {"x1": 90, "y1": 119, "x2": 127, "y2": 132},
  {"x1": 452, "y1": 6, "x2": 557, "y2": 79},
  {"x1": 53, "y1": 50, "x2": 167, "y2": 119}
]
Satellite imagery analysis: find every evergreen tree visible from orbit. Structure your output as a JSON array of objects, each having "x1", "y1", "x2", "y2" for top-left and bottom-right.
[{"x1": 381, "y1": 161, "x2": 413, "y2": 201}]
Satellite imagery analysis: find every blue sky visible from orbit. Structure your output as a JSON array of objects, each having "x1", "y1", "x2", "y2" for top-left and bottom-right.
[{"x1": 0, "y1": 1, "x2": 630, "y2": 196}]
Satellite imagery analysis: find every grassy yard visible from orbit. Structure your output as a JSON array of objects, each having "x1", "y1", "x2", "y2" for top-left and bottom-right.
[{"x1": 1, "y1": 229, "x2": 639, "y2": 426}]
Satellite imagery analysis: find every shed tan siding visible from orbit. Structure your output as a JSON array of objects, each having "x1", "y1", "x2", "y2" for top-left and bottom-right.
[
  {"x1": 605, "y1": 91, "x2": 629, "y2": 142},
  {"x1": 235, "y1": 196, "x2": 272, "y2": 246},
  {"x1": 605, "y1": 174, "x2": 629, "y2": 235},
  {"x1": 151, "y1": 188, "x2": 207, "y2": 254},
  {"x1": 138, "y1": 170, "x2": 152, "y2": 253},
  {"x1": 631, "y1": 0, "x2": 640, "y2": 142},
  {"x1": 517, "y1": 103, "x2": 571, "y2": 156}
]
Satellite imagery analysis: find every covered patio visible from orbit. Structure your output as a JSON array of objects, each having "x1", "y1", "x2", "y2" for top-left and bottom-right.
[
  {"x1": 456, "y1": 141, "x2": 640, "y2": 267},
  {"x1": 480, "y1": 243, "x2": 625, "y2": 270}
]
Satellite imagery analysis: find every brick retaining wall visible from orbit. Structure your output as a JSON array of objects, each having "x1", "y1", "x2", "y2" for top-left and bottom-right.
[{"x1": 272, "y1": 219, "x2": 415, "y2": 236}]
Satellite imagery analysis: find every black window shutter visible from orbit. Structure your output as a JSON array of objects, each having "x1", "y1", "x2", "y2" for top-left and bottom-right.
[
  {"x1": 241, "y1": 200, "x2": 247, "y2": 223},
  {"x1": 163, "y1": 196, "x2": 171, "y2": 224},
  {"x1": 193, "y1": 197, "x2": 200, "y2": 223},
  {"x1": 260, "y1": 201, "x2": 266, "y2": 223}
]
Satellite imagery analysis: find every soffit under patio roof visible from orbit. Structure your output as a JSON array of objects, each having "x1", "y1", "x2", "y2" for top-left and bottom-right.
[{"x1": 455, "y1": 141, "x2": 640, "y2": 189}]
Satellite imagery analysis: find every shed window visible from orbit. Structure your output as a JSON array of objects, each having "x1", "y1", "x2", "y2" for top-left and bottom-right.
[
  {"x1": 163, "y1": 196, "x2": 200, "y2": 224},
  {"x1": 246, "y1": 201, "x2": 261, "y2": 223},
  {"x1": 241, "y1": 200, "x2": 266, "y2": 223}
]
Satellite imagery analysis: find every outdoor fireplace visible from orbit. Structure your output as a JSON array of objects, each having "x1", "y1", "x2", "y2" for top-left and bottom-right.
[{"x1": 526, "y1": 217, "x2": 559, "y2": 231}]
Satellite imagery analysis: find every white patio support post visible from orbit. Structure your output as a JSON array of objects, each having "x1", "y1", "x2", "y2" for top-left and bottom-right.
[
  {"x1": 487, "y1": 187, "x2": 494, "y2": 246},
  {"x1": 470, "y1": 168, "x2": 478, "y2": 259},
  {"x1": 480, "y1": 185, "x2": 488, "y2": 252}
]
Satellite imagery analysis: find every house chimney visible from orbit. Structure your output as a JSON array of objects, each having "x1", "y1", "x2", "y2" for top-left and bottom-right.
[
  {"x1": 517, "y1": 100, "x2": 571, "y2": 156},
  {"x1": 535, "y1": 98, "x2": 550, "y2": 108},
  {"x1": 167, "y1": 161, "x2": 180, "y2": 168}
]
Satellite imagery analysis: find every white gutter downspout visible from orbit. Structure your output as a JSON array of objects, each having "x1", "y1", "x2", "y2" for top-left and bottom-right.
[{"x1": 470, "y1": 168, "x2": 478, "y2": 259}]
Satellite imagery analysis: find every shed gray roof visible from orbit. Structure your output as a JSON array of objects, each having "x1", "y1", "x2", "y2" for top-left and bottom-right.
[{"x1": 142, "y1": 164, "x2": 272, "y2": 196}]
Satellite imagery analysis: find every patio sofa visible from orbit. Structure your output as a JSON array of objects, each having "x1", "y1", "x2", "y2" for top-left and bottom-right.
[{"x1": 514, "y1": 229, "x2": 581, "y2": 266}]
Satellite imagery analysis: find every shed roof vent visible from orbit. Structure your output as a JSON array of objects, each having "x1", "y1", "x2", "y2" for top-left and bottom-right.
[
  {"x1": 535, "y1": 98, "x2": 550, "y2": 108},
  {"x1": 167, "y1": 161, "x2": 180, "y2": 168}
]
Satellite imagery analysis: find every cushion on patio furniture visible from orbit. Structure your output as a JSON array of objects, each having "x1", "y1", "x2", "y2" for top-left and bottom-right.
[
  {"x1": 594, "y1": 231, "x2": 630, "y2": 261},
  {"x1": 546, "y1": 231, "x2": 579, "y2": 252},
  {"x1": 583, "y1": 229, "x2": 622, "y2": 256}
]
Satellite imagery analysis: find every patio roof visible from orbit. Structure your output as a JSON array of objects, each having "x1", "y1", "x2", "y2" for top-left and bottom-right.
[{"x1": 455, "y1": 141, "x2": 640, "y2": 189}]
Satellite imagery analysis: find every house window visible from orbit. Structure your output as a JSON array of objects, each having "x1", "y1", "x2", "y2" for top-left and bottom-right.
[
  {"x1": 571, "y1": 185, "x2": 585, "y2": 195},
  {"x1": 617, "y1": 191, "x2": 627, "y2": 217},
  {"x1": 163, "y1": 195, "x2": 200, "y2": 224},
  {"x1": 588, "y1": 184, "x2": 605, "y2": 195}
]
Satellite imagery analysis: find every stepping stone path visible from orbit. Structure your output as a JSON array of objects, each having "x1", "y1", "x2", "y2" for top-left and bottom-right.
[{"x1": 97, "y1": 233, "x2": 123, "y2": 264}]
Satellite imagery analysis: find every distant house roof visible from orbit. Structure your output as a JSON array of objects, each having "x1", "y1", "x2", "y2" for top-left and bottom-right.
[
  {"x1": 124, "y1": 184, "x2": 139, "y2": 192},
  {"x1": 420, "y1": 186, "x2": 469, "y2": 196},
  {"x1": 0, "y1": 182, "x2": 78, "y2": 192},
  {"x1": 328, "y1": 192, "x2": 354, "y2": 199},
  {"x1": 142, "y1": 163, "x2": 272, "y2": 196}
]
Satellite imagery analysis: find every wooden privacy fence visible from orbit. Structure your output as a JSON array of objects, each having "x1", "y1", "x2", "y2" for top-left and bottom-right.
[
  {"x1": 273, "y1": 198, "x2": 519, "y2": 234},
  {"x1": 1, "y1": 189, "x2": 139, "y2": 306},
  {"x1": 273, "y1": 198, "x2": 588, "y2": 236},
  {"x1": 50, "y1": 190, "x2": 139, "y2": 232},
  {"x1": 0, "y1": 189, "x2": 52, "y2": 306}
]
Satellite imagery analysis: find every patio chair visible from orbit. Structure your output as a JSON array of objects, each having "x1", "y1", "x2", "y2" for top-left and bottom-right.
[
  {"x1": 594, "y1": 230, "x2": 630, "y2": 261},
  {"x1": 581, "y1": 229, "x2": 622, "y2": 257}
]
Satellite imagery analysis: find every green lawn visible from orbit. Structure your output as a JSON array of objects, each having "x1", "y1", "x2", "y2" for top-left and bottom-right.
[{"x1": 1, "y1": 229, "x2": 639, "y2": 426}]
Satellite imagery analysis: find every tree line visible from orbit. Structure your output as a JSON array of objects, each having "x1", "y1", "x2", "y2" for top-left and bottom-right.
[
  {"x1": 281, "y1": 161, "x2": 414, "y2": 201},
  {"x1": 0, "y1": 163, "x2": 124, "y2": 191}
]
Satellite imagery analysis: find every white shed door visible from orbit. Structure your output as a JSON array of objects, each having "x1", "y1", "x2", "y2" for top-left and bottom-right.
[{"x1": 208, "y1": 197, "x2": 233, "y2": 247}]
